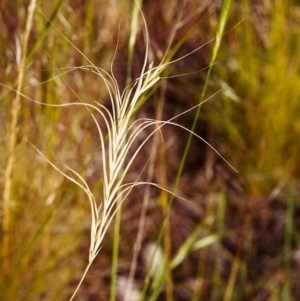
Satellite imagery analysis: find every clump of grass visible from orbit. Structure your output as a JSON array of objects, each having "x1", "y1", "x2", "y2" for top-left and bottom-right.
[
  {"x1": 207, "y1": 0, "x2": 300, "y2": 196},
  {"x1": 39, "y1": 5, "x2": 235, "y2": 298},
  {"x1": 1, "y1": 1, "x2": 237, "y2": 300},
  {"x1": 202, "y1": 1, "x2": 300, "y2": 300},
  {"x1": 31, "y1": 2, "x2": 235, "y2": 300}
]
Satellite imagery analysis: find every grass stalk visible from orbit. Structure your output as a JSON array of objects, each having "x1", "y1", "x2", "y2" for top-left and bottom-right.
[
  {"x1": 191, "y1": 195, "x2": 216, "y2": 301},
  {"x1": 211, "y1": 190, "x2": 227, "y2": 300},
  {"x1": 111, "y1": 2, "x2": 144, "y2": 299},
  {"x1": 167, "y1": 0, "x2": 234, "y2": 224},
  {"x1": 280, "y1": 188, "x2": 294, "y2": 301},
  {"x1": 124, "y1": 78, "x2": 166, "y2": 301},
  {"x1": 181, "y1": 0, "x2": 233, "y2": 173},
  {"x1": 126, "y1": 0, "x2": 143, "y2": 86},
  {"x1": 26, "y1": 0, "x2": 64, "y2": 64},
  {"x1": 223, "y1": 253, "x2": 242, "y2": 301},
  {"x1": 2, "y1": 0, "x2": 37, "y2": 276},
  {"x1": 110, "y1": 197, "x2": 122, "y2": 301},
  {"x1": 160, "y1": 186, "x2": 174, "y2": 301}
]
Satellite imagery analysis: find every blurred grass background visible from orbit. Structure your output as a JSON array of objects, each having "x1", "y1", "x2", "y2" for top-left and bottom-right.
[{"x1": 1, "y1": 0, "x2": 300, "y2": 300}]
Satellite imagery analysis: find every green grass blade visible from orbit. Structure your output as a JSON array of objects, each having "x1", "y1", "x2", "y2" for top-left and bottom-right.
[
  {"x1": 174, "y1": 0, "x2": 234, "y2": 197},
  {"x1": 110, "y1": 199, "x2": 122, "y2": 301},
  {"x1": 126, "y1": 0, "x2": 143, "y2": 86},
  {"x1": 26, "y1": 0, "x2": 65, "y2": 64}
]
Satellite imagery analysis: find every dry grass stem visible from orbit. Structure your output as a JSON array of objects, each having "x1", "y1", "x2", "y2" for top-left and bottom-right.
[{"x1": 2, "y1": 0, "x2": 37, "y2": 276}]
